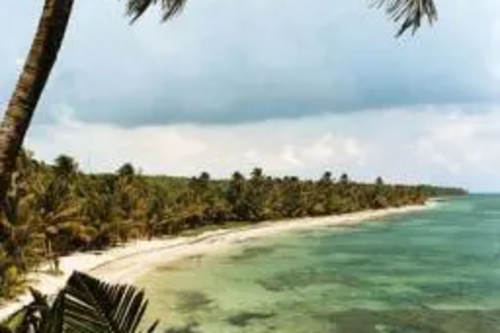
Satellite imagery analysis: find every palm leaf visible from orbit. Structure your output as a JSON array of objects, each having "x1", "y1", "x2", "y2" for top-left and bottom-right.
[
  {"x1": 39, "y1": 291, "x2": 65, "y2": 333},
  {"x1": 60, "y1": 271, "x2": 156, "y2": 333},
  {"x1": 126, "y1": 0, "x2": 188, "y2": 22},
  {"x1": 0, "y1": 313, "x2": 17, "y2": 333},
  {"x1": 373, "y1": 0, "x2": 438, "y2": 36},
  {"x1": 0, "y1": 287, "x2": 57, "y2": 333}
]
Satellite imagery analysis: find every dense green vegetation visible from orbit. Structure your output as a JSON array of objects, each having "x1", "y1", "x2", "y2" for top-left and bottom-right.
[{"x1": 0, "y1": 151, "x2": 466, "y2": 299}]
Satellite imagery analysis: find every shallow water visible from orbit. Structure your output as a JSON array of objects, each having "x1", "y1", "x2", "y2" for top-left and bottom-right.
[{"x1": 137, "y1": 195, "x2": 500, "y2": 332}]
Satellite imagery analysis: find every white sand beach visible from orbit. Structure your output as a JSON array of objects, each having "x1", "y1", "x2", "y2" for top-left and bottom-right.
[{"x1": 0, "y1": 202, "x2": 435, "y2": 321}]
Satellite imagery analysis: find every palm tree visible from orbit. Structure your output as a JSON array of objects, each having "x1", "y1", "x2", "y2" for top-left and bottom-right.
[
  {"x1": 117, "y1": 163, "x2": 136, "y2": 179},
  {"x1": 0, "y1": 153, "x2": 47, "y2": 285},
  {"x1": 339, "y1": 173, "x2": 350, "y2": 185},
  {"x1": 0, "y1": 0, "x2": 437, "y2": 215},
  {"x1": 53, "y1": 155, "x2": 78, "y2": 178},
  {"x1": 0, "y1": 0, "x2": 189, "y2": 212},
  {"x1": 0, "y1": 0, "x2": 74, "y2": 213}
]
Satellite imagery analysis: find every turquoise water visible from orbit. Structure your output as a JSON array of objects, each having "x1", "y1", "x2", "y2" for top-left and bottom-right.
[{"x1": 137, "y1": 195, "x2": 500, "y2": 332}]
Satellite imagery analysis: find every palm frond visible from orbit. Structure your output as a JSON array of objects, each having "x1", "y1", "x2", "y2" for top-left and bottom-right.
[
  {"x1": 125, "y1": 0, "x2": 188, "y2": 23},
  {"x1": 1, "y1": 273, "x2": 157, "y2": 333},
  {"x1": 60, "y1": 271, "x2": 156, "y2": 333},
  {"x1": 0, "y1": 287, "x2": 58, "y2": 333},
  {"x1": 373, "y1": 0, "x2": 438, "y2": 36},
  {"x1": 39, "y1": 291, "x2": 65, "y2": 333}
]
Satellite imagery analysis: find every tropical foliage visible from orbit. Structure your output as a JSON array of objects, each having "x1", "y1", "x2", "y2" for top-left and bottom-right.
[
  {"x1": 0, "y1": 271, "x2": 158, "y2": 333},
  {"x1": 0, "y1": 152, "x2": 465, "y2": 298}
]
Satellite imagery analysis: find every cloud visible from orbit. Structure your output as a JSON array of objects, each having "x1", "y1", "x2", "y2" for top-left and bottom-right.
[
  {"x1": 1, "y1": 0, "x2": 499, "y2": 126},
  {"x1": 281, "y1": 145, "x2": 303, "y2": 167},
  {"x1": 14, "y1": 57, "x2": 24, "y2": 69},
  {"x1": 28, "y1": 109, "x2": 208, "y2": 175},
  {"x1": 415, "y1": 111, "x2": 500, "y2": 177},
  {"x1": 27, "y1": 107, "x2": 367, "y2": 177},
  {"x1": 24, "y1": 104, "x2": 500, "y2": 191}
]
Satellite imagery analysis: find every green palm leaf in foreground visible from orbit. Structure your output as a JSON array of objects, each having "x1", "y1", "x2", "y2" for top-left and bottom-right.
[
  {"x1": 62, "y1": 272, "x2": 158, "y2": 333},
  {"x1": 0, "y1": 271, "x2": 158, "y2": 333}
]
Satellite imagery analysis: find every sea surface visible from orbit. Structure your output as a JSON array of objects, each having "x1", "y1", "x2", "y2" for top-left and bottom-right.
[{"x1": 137, "y1": 195, "x2": 500, "y2": 333}]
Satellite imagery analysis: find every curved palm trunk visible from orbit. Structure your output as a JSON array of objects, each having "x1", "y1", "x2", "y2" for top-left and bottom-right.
[{"x1": 0, "y1": 0, "x2": 74, "y2": 210}]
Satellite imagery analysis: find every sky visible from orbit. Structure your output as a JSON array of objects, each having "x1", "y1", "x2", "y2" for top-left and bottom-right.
[{"x1": 1, "y1": 0, "x2": 500, "y2": 191}]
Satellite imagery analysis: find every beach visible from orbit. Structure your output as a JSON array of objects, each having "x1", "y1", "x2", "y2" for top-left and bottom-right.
[{"x1": 0, "y1": 202, "x2": 434, "y2": 321}]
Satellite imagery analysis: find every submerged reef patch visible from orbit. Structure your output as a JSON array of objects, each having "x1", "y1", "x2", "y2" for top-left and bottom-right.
[
  {"x1": 226, "y1": 311, "x2": 275, "y2": 327},
  {"x1": 174, "y1": 291, "x2": 215, "y2": 313},
  {"x1": 228, "y1": 246, "x2": 277, "y2": 262},
  {"x1": 317, "y1": 308, "x2": 500, "y2": 333},
  {"x1": 257, "y1": 266, "x2": 367, "y2": 292}
]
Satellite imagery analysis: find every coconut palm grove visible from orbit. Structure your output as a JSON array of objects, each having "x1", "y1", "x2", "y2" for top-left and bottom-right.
[{"x1": 0, "y1": 151, "x2": 465, "y2": 299}]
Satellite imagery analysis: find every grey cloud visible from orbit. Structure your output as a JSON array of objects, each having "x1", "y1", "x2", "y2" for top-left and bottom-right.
[{"x1": 1, "y1": 0, "x2": 499, "y2": 126}]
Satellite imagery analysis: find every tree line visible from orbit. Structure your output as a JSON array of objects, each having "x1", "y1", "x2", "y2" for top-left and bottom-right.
[{"x1": 0, "y1": 151, "x2": 466, "y2": 298}]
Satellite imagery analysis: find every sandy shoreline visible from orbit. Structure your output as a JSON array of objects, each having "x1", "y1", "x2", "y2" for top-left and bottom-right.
[{"x1": 0, "y1": 202, "x2": 435, "y2": 320}]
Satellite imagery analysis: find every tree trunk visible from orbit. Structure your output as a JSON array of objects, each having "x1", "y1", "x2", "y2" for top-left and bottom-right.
[{"x1": 0, "y1": 0, "x2": 74, "y2": 210}]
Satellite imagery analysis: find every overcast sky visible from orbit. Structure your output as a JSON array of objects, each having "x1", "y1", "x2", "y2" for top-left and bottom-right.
[{"x1": 1, "y1": 0, "x2": 500, "y2": 191}]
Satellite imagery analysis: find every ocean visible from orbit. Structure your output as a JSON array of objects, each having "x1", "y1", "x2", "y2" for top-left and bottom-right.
[{"x1": 137, "y1": 195, "x2": 500, "y2": 332}]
